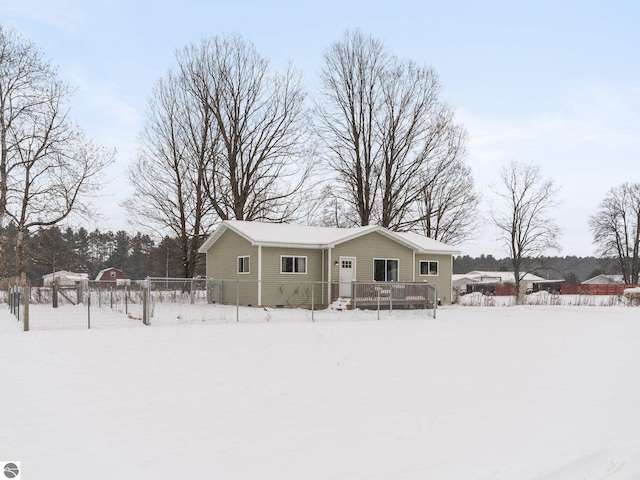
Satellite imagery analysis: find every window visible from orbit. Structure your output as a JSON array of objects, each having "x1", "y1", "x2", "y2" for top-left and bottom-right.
[
  {"x1": 373, "y1": 259, "x2": 399, "y2": 282},
  {"x1": 238, "y1": 256, "x2": 250, "y2": 274},
  {"x1": 110, "y1": 271, "x2": 116, "y2": 278},
  {"x1": 420, "y1": 260, "x2": 439, "y2": 276},
  {"x1": 281, "y1": 255, "x2": 307, "y2": 274}
]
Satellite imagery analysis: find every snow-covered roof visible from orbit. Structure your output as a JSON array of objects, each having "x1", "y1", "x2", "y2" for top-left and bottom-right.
[
  {"x1": 42, "y1": 271, "x2": 89, "y2": 280},
  {"x1": 198, "y1": 220, "x2": 461, "y2": 255},
  {"x1": 582, "y1": 274, "x2": 625, "y2": 285},
  {"x1": 458, "y1": 270, "x2": 548, "y2": 284},
  {"x1": 393, "y1": 231, "x2": 462, "y2": 255}
]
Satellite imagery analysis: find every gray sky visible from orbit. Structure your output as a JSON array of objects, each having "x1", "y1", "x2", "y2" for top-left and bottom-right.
[{"x1": 2, "y1": 0, "x2": 639, "y2": 257}]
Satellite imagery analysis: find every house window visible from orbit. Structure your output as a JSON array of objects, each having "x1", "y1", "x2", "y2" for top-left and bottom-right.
[
  {"x1": 281, "y1": 255, "x2": 307, "y2": 274},
  {"x1": 420, "y1": 261, "x2": 439, "y2": 276},
  {"x1": 238, "y1": 256, "x2": 250, "y2": 274},
  {"x1": 373, "y1": 259, "x2": 398, "y2": 282},
  {"x1": 110, "y1": 271, "x2": 116, "y2": 278}
]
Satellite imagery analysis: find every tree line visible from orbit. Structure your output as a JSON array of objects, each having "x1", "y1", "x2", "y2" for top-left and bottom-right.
[{"x1": 0, "y1": 224, "x2": 204, "y2": 285}]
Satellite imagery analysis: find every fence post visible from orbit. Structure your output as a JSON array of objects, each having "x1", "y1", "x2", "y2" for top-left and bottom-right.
[
  {"x1": 52, "y1": 282, "x2": 58, "y2": 308},
  {"x1": 142, "y1": 284, "x2": 147, "y2": 325},
  {"x1": 23, "y1": 286, "x2": 29, "y2": 332},
  {"x1": 143, "y1": 277, "x2": 151, "y2": 325},
  {"x1": 88, "y1": 291, "x2": 91, "y2": 327},
  {"x1": 311, "y1": 282, "x2": 315, "y2": 322},
  {"x1": 377, "y1": 288, "x2": 380, "y2": 320},
  {"x1": 433, "y1": 285, "x2": 437, "y2": 319},
  {"x1": 352, "y1": 282, "x2": 357, "y2": 310},
  {"x1": 236, "y1": 280, "x2": 239, "y2": 322},
  {"x1": 191, "y1": 278, "x2": 195, "y2": 304}
]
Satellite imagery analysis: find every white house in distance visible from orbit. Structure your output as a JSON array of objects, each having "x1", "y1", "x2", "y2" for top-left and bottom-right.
[
  {"x1": 453, "y1": 270, "x2": 563, "y2": 294},
  {"x1": 42, "y1": 270, "x2": 89, "y2": 287},
  {"x1": 582, "y1": 274, "x2": 625, "y2": 285}
]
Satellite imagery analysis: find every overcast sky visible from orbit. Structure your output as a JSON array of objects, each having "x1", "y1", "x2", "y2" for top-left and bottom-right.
[{"x1": 2, "y1": 0, "x2": 639, "y2": 257}]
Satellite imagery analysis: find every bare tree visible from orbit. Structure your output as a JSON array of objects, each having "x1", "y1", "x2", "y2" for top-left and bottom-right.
[
  {"x1": 124, "y1": 71, "x2": 215, "y2": 278},
  {"x1": 418, "y1": 157, "x2": 480, "y2": 245},
  {"x1": 0, "y1": 26, "x2": 114, "y2": 277},
  {"x1": 589, "y1": 182, "x2": 640, "y2": 284},
  {"x1": 315, "y1": 30, "x2": 387, "y2": 226},
  {"x1": 315, "y1": 29, "x2": 476, "y2": 239},
  {"x1": 490, "y1": 160, "x2": 560, "y2": 302},
  {"x1": 126, "y1": 34, "x2": 311, "y2": 277},
  {"x1": 185, "y1": 35, "x2": 311, "y2": 223}
]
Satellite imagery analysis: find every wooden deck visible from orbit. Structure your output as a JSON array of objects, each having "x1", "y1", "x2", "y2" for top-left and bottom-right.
[{"x1": 331, "y1": 282, "x2": 435, "y2": 310}]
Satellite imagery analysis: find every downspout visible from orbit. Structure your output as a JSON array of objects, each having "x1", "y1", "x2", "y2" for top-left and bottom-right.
[
  {"x1": 322, "y1": 249, "x2": 325, "y2": 304},
  {"x1": 327, "y1": 248, "x2": 332, "y2": 303},
  {"x1": 258, "y1": 245, "x2": 262, "y2": 306},
  {"x1": 412, "y1": 250, "x2": 416, "y2": 282}
]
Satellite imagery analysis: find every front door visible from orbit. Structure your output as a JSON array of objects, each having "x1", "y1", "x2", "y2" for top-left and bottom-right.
[{"x1": 339, "y1": 257, "x2": 355, "y2": 297}]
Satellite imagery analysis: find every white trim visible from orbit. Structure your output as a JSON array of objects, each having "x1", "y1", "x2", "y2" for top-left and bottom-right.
[
  {"x1": 412, "y1": 251, "x2": 416, "y2": 282},
  {"x1": 419, "y1": 260, "x2": 439, "y2": 276},
  {"x1": 258, "y1": 246, "x2": 262, "y2": 306},
  {"x1": 280, "y1": 255, "x2": 308, "y2": 274},
  {"x1": 327, "y1": 248, "x2": 332, "y2": 302},
  {"x1": 237, "y1": 255, "x2": 250, "y2": 274}
]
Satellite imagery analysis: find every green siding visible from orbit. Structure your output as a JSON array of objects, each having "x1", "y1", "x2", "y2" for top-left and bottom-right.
[
  {"x1": 331, "y1": 232, "x2": 414, "y2": 282},
  {"x1": 415, "y1": 253, "x2": 453, "y2": 304},
  {"x1": 260, "y1": 247, "x2": 324, "y2": 308},
  {"x1": 205, "y1": 229, "x2": 259, "y2": 305}
]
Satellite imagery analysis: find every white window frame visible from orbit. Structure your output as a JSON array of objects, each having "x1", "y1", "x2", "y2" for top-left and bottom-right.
[
  {"x1": 238, "y1": 255, "x2": 250, "y2": 274},
  {"x1": 419, "y1": 260, "x2": 439, "y2": 276},
  {"x1": 280, "y1": 255, "x2": 307, "y2": 274},
  {"x1": 373, "y1": 258, "x2": 399, "y2": 282}
]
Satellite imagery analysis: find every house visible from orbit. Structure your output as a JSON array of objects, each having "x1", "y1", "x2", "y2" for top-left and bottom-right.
[
  {"x1": 95, "y1": 267, "x2": 130, "y2": 286},
  {"x1": 198, "y1": 220, "x2": 461, "y2": 308},
  {"x1": 582, "y1": 274, "x2": 625, "y2": 285},
  {"x1": 454, "y1": 270, "x2": 563, "y2": 295},
  {"x1": 42, "y1": 270, "x2": 89, "y2": 287}
]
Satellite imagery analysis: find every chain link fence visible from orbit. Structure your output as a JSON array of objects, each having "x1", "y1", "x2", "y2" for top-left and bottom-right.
[
  {"x1": 145, "y1": 278, "x2": 437, "y2": 325},
  {"x1": 4, "y1": 281, "x2": 146, "y2": 330},
  {"x1": 4, "y1": 278, "x2": 437, "y2": 330}
]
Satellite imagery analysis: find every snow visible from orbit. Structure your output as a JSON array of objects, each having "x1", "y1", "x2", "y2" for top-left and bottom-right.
[
  {"x1": 2, "y1": 304, "x2": 640, "y2": 479},
  {"x1": 198, "y1": 220, "x2": 460, "y2": 253}
]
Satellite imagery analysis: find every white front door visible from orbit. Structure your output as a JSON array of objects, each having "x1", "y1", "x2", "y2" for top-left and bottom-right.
[{"x1": 339, "y1": 257, "x2": 355, "y2": 297}]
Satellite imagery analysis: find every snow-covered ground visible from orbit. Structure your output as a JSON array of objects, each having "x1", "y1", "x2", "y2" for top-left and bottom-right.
[{"x1": 2, "y1": 304, "x2": 640, "y2": 479}]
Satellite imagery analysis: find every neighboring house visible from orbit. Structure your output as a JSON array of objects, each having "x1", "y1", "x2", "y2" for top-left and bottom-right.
[
  {"x1": 42, "y1": 270, "x2": 89, "y2": 287},
  {"x1": 198, "y1": 220, "x2": 461, "y2": 308},
  {"x1": 95, "y1": 267, "x2": 130, "y2": 286},
  {"x1": 454, "y1": 270, "x2": 563, "y2": 294},
  {"x1": 582, "y1": 274, "x2": 625, "y2": 285}
]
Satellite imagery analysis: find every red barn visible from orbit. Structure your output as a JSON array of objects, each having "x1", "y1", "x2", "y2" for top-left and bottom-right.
[{"x1": 95, "y1": 267, "x2": 130, "y2": 286}]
